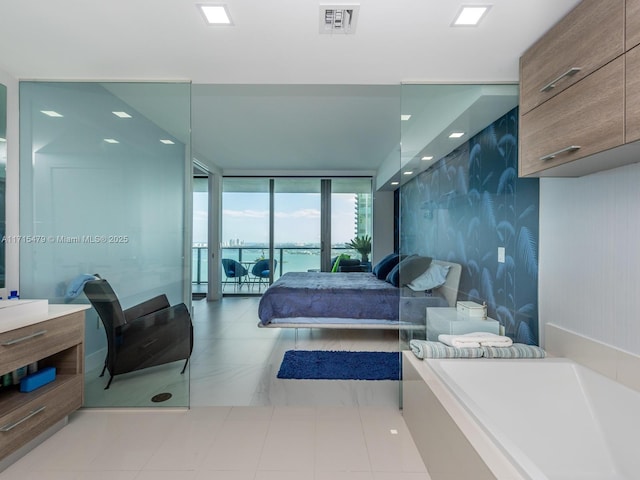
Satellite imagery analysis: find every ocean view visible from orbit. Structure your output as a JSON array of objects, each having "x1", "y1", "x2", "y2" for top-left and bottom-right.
[{"x1": 192, "y1": 245, "x2": 360, "y2": 283}]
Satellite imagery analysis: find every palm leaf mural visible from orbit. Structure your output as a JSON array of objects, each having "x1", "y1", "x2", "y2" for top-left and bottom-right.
[
  {"x1": 481, "y1": 268, "x2": 496, "y2": 309},
  {"x1": 466, "y1": 216, "x2": 480, "y2": 240},
  {"x1": 456, "y1": 231, "x2": 467, "y2": 263},
  {"x1": 496, "y1": 220, "x2": 515, "y2": 244},
  {"x1": 481, "y1": 171, "x2": 494, "y2": 187},
  {"x1": 517, "y1": 303, "x2": 536, "y2": 318},
  {"x1": 497, "y1": 133, "x2": 517, "y2": 159},
  {"x1": 469, "y1": 143, "x2": 482, "y2": 170},
  {"x1": 515, "y1": 321, "x2": 536, "y2": 345},
  {"x1": 481, "y1": 191, "x2": 496, "y2": 229},
  {"x1": 517, "y1": 226, "x2": 538, "y2": 278},
  {"x1": 456, "y1": 165, "x2": 468, "y2": 195},
  {"x1": 497, "y1": 167, "x2": 516, "y2": 195},
  {"x1": 518, "y1": 204, "x2": 536, "y2": 221},
  {"x1": 466, "y1": 260, "x2": 480, "y2": 277},
  {"x1": 496, "y1": 306, "x2": 516, "y2": 333},
  {"x1": 496, "y1": 256, "x2": 515, "y2": 280}
]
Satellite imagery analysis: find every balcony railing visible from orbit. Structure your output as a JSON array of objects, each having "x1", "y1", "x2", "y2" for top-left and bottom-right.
[{"x1": 192, "y1": 246, "x2": 360, "y2": 286}]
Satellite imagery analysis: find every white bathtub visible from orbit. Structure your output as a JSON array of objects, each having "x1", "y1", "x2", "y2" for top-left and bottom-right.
[{"x1": 403, "y1": 354, "x2": 640, "y2": 480}]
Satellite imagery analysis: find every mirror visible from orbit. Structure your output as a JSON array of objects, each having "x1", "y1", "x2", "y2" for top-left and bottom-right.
[{"x1": 0, "y1": 83, "x2": 6, "y2": 289}]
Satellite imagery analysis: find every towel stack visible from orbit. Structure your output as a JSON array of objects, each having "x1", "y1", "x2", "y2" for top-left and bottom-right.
[{"x1": 409, "y1": 336, "x2": 546, "y2": 360}]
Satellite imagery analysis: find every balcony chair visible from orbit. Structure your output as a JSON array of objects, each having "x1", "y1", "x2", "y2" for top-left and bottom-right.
[
  {"x1": 221, "y1": 258, "x2": 249, "y2": 291},
  {"x1": 251, "y1": 258, "x2": 277, "y2": 291},
  {"x1": 83, "y1": 277, "x2": 193, "y2": 389}
]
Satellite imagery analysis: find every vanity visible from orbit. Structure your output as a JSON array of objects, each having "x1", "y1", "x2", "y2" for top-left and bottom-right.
[{"x1": 0, "y1": 303, "x2": 87, "y2": 467}]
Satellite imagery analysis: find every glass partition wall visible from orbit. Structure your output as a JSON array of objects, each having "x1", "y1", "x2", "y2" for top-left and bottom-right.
[
  {"x1": 19, "y1": 81, "x2": 192, "y2": 407},
  {"x1": 398, "y1": 84, "x2": 540, "y2": 358}
]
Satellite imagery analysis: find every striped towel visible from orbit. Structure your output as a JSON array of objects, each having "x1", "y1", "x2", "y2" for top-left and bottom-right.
[
  {"x1": 482, "y1": 344, "x2": 546, "y2": 359},
  {"x1": 409, "y1": 340, "x2": 483, "y2": 359}
]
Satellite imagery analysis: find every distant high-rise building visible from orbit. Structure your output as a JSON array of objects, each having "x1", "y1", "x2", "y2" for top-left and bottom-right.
[{"x1": 354, "y1": 193, "x2": 372, "y2": 237}]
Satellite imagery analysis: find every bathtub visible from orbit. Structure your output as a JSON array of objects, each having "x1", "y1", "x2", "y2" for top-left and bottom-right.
[{"x1": 402, "y1": 352, "x2": 640, "y2": 480}]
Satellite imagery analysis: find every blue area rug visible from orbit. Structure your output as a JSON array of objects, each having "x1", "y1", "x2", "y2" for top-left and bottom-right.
[{"x1": 277, "y1": 350, "x2": 401, "y2": 380}]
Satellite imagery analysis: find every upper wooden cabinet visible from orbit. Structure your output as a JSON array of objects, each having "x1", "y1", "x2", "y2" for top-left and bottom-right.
[
  {"x1": 627, "y1": 45, "x2": 640, "y2": 143},
  {"x1": 519, "y1": 0, "x2": 625, "y2": 115},
  {"x1": 519, "y1": 57, "x2": 625, "y2": 177},
  {"x1": 628, "y1": 0, "x2": 640, "y2": 50}
]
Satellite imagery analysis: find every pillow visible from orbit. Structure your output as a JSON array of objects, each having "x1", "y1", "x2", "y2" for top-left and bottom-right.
[
  {"x1": 372, "y1": 253, "x2": 401, "y2": 280},
  {"x1": 386, "y1": 255, "x2": 432, "y2": 287},
  {"x1": 407, "y1": 262, "x2": 450, "y2": 291}
]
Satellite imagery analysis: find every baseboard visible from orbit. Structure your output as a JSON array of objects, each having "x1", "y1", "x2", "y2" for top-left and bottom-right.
[{"x1": 545, "y1": 323, "x2": 640, "y2": 393}]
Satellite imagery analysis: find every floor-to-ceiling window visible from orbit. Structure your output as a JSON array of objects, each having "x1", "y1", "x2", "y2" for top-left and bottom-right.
[
  {"x1": 220, "y1": 177, "x2": 373, "y2": 294},
  {"x1": 19, "y1": 81, "x2": 192, "y2": 407}
]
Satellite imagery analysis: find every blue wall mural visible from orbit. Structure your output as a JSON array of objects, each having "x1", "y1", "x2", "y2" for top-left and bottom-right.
[{"x1": 400, "y1": 107, "x2": 540, "y2": 344}]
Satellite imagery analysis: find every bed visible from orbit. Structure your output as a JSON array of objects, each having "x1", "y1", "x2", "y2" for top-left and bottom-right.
[{"x1": 257, "y1": 259, "x2": 462, "y2": 329}]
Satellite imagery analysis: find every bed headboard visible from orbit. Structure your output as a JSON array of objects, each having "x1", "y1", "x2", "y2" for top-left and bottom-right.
[{"x1": 432, "y1": 259, "x2": 462, "y2": 308}]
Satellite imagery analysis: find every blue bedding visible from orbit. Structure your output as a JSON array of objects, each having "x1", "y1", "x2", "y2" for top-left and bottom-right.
[{"x1": 258, "y1": 272, "x2": 448, "y2": 326}]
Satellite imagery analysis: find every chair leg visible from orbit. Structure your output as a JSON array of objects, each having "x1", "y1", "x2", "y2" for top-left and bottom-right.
[
  {"x1": 104, "y1": 375, "x2": 114, "y2": 390},
  {"x1": 181, "y1": 358, "x2": 190, "y2": 374},
  {"x1": 100, "y1": 360, "x2": 107, "y2": 377}
]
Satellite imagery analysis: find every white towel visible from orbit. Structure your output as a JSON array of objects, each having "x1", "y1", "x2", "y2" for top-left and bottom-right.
[{"x1": 438, "y1": 332, "x2": 513, "y2": 348}]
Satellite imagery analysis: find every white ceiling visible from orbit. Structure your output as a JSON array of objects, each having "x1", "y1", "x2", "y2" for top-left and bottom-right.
[{"x1": 0, "y1": 0, "x2": 581, "y2": 183}]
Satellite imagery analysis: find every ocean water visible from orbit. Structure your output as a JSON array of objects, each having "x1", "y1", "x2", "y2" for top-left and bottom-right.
[{"x1": 193, "y1": 247, "x2": 362, "y2": 282}]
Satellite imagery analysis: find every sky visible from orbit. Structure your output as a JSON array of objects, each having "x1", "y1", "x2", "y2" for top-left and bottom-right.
[{"x1": 193, "y1": 192, "x2": 359, "y2": 246}]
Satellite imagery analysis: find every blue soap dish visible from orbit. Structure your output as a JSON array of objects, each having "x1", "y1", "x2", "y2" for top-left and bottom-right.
[{"x1": 20, "y1": 367, "x2": 56, "y2": 393}]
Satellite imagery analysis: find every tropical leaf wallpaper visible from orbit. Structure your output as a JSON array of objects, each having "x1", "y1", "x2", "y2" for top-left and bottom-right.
[{"x1": 400, "y1": 108, "x2": 540, "y2": 344}]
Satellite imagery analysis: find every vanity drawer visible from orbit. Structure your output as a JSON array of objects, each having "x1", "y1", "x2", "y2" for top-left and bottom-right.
[
  {"x1": 0, "y1": 375, "x2": 82, "y2": 459},
  {"x1": 0, "y1": 312, "x2": 84, "y2": 375},
  {"x1": 520, "y1": 57, "x2": 625, "y2": 177}
]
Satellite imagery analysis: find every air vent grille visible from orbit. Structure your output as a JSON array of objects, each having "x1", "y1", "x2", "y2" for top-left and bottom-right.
[{"x1": 319, "y1": 5, "x2": 359, "y2": 34}]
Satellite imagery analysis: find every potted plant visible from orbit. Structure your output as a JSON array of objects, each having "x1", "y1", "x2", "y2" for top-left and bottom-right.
[{"x1": 345, "y1": 235, "x2": 372, "y2": 263}]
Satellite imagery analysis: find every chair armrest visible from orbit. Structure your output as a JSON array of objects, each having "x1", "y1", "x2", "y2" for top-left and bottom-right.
[
  {"x1": 128, "y1": 303, "x2": 192, "y2": 328},
  {"x1": 124, "y1": 294, "x2": 170, "y2": 323}
]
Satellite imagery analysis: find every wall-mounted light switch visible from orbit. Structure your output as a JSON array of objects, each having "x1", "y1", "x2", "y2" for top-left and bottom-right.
[{"x1": 498, "y1": 247, "x2": 505, "y2": 263}]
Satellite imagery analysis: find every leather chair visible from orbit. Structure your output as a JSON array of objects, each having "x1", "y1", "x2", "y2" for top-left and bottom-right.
[{"x1": 83, "y1": 277, "x2": 193, "y2": 389}]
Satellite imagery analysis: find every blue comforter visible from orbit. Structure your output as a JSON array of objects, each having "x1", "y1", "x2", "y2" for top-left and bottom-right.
[{"x1": 258, "y1": 272, "x2": 447, "y2": 325}]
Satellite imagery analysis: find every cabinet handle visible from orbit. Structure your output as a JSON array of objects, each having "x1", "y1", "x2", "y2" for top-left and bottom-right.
[
  {"x1": 540, "y1": 67, "x2": 582, "y2": 93},
  {"x1": 540, "y1": 145, "x2": 581, "y2": 162},
  {"x1": 1, "y1": 330, "x2": 47, "y2": 346},
  {"x1": 0, "y1": 406, "x2": 46, "y2": 432}
]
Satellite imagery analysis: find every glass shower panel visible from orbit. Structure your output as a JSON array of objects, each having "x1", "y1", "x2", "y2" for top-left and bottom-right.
[{"x1": 19, "y1": 81, "x2": 191, "y2": 408}]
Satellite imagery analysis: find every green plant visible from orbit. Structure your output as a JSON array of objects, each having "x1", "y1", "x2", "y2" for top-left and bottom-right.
[{"x1": 345, "y1": 235, "x2": 372, "y2": 263}]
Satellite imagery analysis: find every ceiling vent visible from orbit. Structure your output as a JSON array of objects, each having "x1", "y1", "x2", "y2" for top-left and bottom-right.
[{"x1": 319, "y1": 5, "x2": 359, "y2": 34}]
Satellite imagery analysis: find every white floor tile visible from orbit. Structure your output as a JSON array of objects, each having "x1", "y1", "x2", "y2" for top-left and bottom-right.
[{"x1": 1, "y1": 297, "x2": 431, "y2": 480}]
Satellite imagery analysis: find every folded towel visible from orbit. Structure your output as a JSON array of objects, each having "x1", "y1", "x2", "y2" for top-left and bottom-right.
[
  {"x1": 482, "y1": 344, "x2": 546, "y2": 359},
  {"x1": 64, "y1": 274, "x2": 99, "y2": 302},
  {"x1": 438, "y1": 332, "x2": 513, "y2": 348},
  {"x1": 409, "y1": 340, "x2": 483, "y2": 359}
]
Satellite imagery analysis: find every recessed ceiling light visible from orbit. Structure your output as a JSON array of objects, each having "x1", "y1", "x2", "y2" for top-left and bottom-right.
[
  {"x1": 160, "y1": 139, "x2": 175, "y2": 145},
  {"x1": 198, "y1": 4, "x2": 232, "y2": 25},
  {"x1": 41, "y1": 110, "x2": 63, "y2": 117},
  {"x1": 401, "y1": 114, "x2": 412, "y2": 121},
  {"x1": 391, "y1": 181, "x2": 399, "y2": 186},
  {"x1": 421, "y1": 156, "x2": 433, "y2": 161},
  {"x1": 449, "y1": 132, "x2": 465, "y2": 138},
  {"x1": 452, "y1": 5, "x2": 491, "y2": 26},
  {"x1": 112, "y1": 111, "x2": 132, "y2": 118},
  {"x1": 403, "y1": 171, "x2": 413, "y2": 175},
  {"x1": 104, "y1": 138, "x2": 119, "y2": 144}
]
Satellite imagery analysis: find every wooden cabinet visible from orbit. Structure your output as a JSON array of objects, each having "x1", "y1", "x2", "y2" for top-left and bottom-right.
[
  {"x1": 519, "y1": 0, "x2": 640, "y2": 177},
  {"x1": 520, "y1": 57, "x2": 625, "y2": 177},
  {"x1": 0, "y1": 307, "x2": 85, "y2": 464},
  {"x1": 628, "y1": 0, "x2": 640, "y2": 50},
  {"x1": 627, "y1": 45, "x2": 640, "y2": 142},
  {"x1": 519, "y1": 0, "x2": 624, "y2": 115}
]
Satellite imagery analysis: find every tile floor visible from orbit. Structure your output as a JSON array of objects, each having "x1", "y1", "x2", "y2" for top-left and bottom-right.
[{"x1": 1, "y1": 296, "x2": 431, "y2": 479}]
